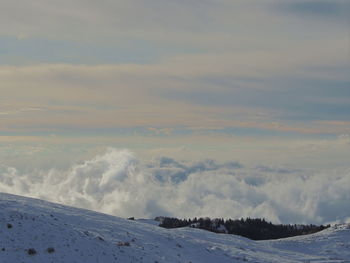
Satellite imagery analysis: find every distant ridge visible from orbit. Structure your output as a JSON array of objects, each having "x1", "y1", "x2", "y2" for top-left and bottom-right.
[{"x1": 157, "y1": 216, "x2": 330, "y2": 240}]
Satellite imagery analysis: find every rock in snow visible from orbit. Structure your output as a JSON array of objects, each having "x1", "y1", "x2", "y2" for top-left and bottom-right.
[{"x1": 0, "y1": 192, "x2": 349, "y2": 263}]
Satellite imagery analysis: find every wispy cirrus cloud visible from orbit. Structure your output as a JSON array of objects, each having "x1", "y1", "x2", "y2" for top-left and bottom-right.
[
  {"x1": 276, "y1": 0, "x2": 350, "y2": 17},
  {"x1": 0, "y1": 105, "x2": 44, "y2": 115},
  {"x1": 0, "y1": 0, "x2": 348, "y2": 137},
  {"x1": 1, "y1": 59, "x2": 349, "y2": 135}
]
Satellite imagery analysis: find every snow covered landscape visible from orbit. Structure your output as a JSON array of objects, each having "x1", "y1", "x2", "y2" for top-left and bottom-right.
[
  {"x1": 1, "y1": 1, "x2": 350, "y2": 262},
  {"x1": 1, "y1": 192, "x2": 349, "y2": 263}
]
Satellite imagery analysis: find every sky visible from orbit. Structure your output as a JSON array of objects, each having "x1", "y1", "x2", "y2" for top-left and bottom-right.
[{"x1": 0, "y1": 0, "x2": 350, "y2": 223}]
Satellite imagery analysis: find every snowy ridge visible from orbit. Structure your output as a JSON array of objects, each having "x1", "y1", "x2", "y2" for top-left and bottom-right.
[{"x1": 0, "y1": 193, "x2": 349, "y2": 263}]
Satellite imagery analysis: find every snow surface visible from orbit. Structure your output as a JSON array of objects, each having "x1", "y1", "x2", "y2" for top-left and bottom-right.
[{"x1": 0, "y1": 193, "x2": 349, "y2": 263}]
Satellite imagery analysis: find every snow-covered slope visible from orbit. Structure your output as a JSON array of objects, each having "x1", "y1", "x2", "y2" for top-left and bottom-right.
[{"x1": 0, "y1": 193, "x2": 349, "y2": 263}]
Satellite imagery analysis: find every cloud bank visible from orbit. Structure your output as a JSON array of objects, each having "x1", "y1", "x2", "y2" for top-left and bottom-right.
[{"x1": 0, "y1": 148, "x2": 349, "y2": 224}]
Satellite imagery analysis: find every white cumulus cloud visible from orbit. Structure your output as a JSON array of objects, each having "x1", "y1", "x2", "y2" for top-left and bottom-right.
[{"x1": 0, "y1": 148, "x2": 349, "y2": 224}]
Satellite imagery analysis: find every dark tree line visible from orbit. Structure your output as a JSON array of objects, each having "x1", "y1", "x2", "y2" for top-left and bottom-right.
[{"x1": 157, "y1": 216, "x2": 330, "y2": 240}]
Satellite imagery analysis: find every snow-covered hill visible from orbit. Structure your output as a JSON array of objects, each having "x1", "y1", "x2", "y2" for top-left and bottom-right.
[{"x1": 0, "y1": 193, "x2": 349, "y2": 263}]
